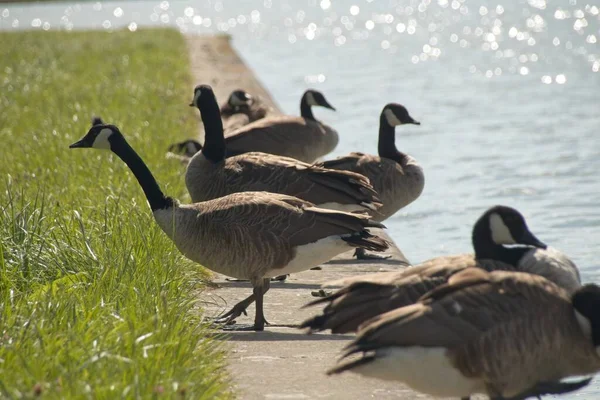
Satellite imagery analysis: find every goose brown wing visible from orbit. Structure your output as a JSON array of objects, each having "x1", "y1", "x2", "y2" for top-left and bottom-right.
[
  {"x1": 301, "y1": 255, "x2": 478, "y2": 333},
  {"x1": 224, "y1": 116, "x2": 310, "y2": 154},
  {"x1": 225, "y1": 153, "x2": 380, "y2": 207},
  {"x1": 222, "y1": 113, "x2": 251, "y2": 134},
  {"x1": 189, "y1": 192, "x2": 386, "y2": 257},
  {"x1": 317, "y1": 153, "x2": 368, "y2": 171},
  {"x1": 344, "y1": 269, "x2": 568, "y2": 352}
]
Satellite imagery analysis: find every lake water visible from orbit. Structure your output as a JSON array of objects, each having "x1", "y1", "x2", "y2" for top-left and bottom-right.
[{"x1": 2, "y1": 0, "x2": 600, "y2": 396}]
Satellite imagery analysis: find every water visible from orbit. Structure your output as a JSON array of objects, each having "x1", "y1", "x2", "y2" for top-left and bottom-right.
[{"x1": 2, "y1": 0, "x2": 600, "y2": 395}]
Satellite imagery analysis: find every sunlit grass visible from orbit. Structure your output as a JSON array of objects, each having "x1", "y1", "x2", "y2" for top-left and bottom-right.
[{"x1": 0, "y1": 29, "x2": 230, "y2": 398}]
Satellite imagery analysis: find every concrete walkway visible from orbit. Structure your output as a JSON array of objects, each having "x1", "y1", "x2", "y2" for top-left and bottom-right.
[{"x1": 185, "y1": 35, "x2": 440, "y2": 400}]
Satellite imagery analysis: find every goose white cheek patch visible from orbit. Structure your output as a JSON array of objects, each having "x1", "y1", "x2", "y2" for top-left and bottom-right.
[
  {"x1": 230, "y1": 92, "x2": 249, "y2": 106},
  {"x1": 489, "y1": 213, "x2": 517, "y2": 244},
  {"x1": 306, "y1": 92, "x2": 318, "y2": 106},
  {"x1": 193, "y1": 90, "x2": 201, "y2": 106},
  {"x1": 92, "y1": 128, "x2": 113, "y2": 150},
  {"x1": 384, "y1": 109, "x2": 402, "y2": 126}
]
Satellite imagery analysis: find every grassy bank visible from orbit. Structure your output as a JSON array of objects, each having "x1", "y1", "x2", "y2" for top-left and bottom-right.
[{"x1": 0, "y1": 29, "x2": 229, "y2": 398}]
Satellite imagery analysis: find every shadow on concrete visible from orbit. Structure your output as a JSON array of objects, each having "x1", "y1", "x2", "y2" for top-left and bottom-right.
[
  {"x1": 213, "y1": 330, "x2": 352, "y2": 342},
  {"x1": 324, "y1": 258, "x2": 409, "y2": 267},
  {"x1": 215, "y1": 281, "x2": 323, "y2": 290}
]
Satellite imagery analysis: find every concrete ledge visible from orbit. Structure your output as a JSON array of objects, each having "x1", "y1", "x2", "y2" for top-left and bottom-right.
[{"x1": 186, "y1": 34, "x2": 427, "y2": 399}]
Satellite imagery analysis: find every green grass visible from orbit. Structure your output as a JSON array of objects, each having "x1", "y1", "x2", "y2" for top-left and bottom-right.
[{"x1": 0, "y1": 29, "x2": 231, "y2": 398}]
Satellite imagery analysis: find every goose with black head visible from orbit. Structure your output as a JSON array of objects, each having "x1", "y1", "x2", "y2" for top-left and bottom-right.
[
  {"x1": 69, "y1": 123, "x2": 389, "y2": 331},
  {"x1": 318, "y1": 103, "x2": 424, "y2": 259},
  {"x1": 184, "y1": 85, "x2": 381, "y2": 214},
  {"x1": 328, "y1": 267, "x2": 599, "y2": 400},
  {"x1": 176, "y1": 87, "x2": 338, "y2": 163},
  {"x1": 301, "y1": 205, "x2": 580, "y2": 334}
]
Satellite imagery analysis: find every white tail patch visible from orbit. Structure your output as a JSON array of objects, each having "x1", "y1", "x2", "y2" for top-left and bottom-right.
[
  {"x1": 489, "y1": 213, "x2": 517, "y2": 245},
  {"x1": 92, "y1": 128, "x2": 114, "y2": 150},
  {"x1": 265, "y1": 236, "x2": 348, "y2": 278},
  {"x1": 351, "y1": 347, "x2": 483, "y2": 398},
  {"x1": 384, "y1": 109, "x2": 402, "y2": 127},
  {"x1": 306, "y1": 91, "x2": 318, "y2": 106}
]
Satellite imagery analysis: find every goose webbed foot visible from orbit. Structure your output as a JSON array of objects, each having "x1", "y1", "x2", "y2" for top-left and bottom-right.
[
  {"x1": 212, "y1": 294, "x2": 255, "y2": 325},
  {"x1": 221, "y1": 320, "x2": 270, "y2": 332},
  {"x1": 354, "y1": 248, "x2": 391, "y2": 260},
  {"x1": 311, "y1": 289, "x2": 333, "y2": 298}
]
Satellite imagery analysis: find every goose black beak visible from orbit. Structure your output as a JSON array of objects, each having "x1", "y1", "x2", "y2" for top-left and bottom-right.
[
  {"x1": 323, "y1": 102, "x2": 336, "y2": 111},
  {"x1": 69, "y1": 139, "x2": 89, "y2": 149},
  {"x1": 411, "y1": 120, "x2": 421, "y2": 125},
  {"x1": 520, "y1": 230, "x2": 547, "y2": 249}
]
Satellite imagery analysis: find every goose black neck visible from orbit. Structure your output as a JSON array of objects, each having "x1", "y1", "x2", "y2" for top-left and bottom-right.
[
  {"x1": 110, "y1": 136, "x2": 173, "y2": 211},
  {"x1": 378, "y1": 114, "x2": 404, "y2": 162},
  {"x1": 472, "y1": 232, "x2": 530, "y2": 267},
  {"x1": 198, "y1": 93, "x2": 226, "y2": 163},
  {"x1": 300, "y1": 94, "x2": 315, "y2": 120}
]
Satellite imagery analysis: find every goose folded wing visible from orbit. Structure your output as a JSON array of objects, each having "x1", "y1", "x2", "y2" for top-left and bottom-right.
[{"x1": 346, "y1": 268, "x2": 569, "y2": 352}]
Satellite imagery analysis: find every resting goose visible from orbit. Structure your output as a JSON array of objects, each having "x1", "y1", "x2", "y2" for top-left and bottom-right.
[
  {"x1": 318, "y1": 103, "x2": 423, "y2": 259},
  {"x1": 219, "y1": 89, "x2": 273, "y2": 133},
  {"x1": 184, "y1": 85, "x2": 380, "y2": 214},
  {"x1": 169, "y1": 89, "x2": 274, "y2": 158},
  {"x1": 329, "y1": 268, "x2": 600, "y2": 400},
  {"x1": 69, "y1": 123, "x2": 389, "y2": 331},
  {"x1": 301, "y1": 205, "x2": 581, "y2": 334},
  {"x1": 172, "y1": 87, "x2": 338, "y2": 163}
]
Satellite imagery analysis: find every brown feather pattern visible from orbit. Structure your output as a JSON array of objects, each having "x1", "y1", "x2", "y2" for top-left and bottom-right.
[
  {"x1": 154, "y1": 191, "x2": 388, "y2": 282},
  {"x1": 222, "y1": 116, "x2": 339, "y2": 163},
  {"x1": 300, "y1": 254, "x2": 515, "y2": 334},
  {"x1": 185, "y1": 151, "x2": 381, "y2": 211},
  {"x1": 318, "y1": 152, "x2": 424, "y2": 221},
  {"x1": 332, "y1": 269, "x2": 600, "y2": 398}
]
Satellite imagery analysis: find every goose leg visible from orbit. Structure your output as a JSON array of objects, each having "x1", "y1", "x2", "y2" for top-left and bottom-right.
[
  {"x1": 253, "y1": 283, "x2": 267, "y2": 331},
  {"x1": 221, "y1": 279, "x2": 271, "y2": 331},
  {"x1": 354, "y1": 248, "x2": 391, "y2": 260}
]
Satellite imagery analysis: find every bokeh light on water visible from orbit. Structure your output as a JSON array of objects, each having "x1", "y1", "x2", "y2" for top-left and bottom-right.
[{"x1": 2, "y1": 5, "x2": 600, "y2": 395}]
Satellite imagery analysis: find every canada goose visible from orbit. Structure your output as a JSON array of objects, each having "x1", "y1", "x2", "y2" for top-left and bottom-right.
[
  {"x1": 301, "y1": 205, "x2": 581, "y2": 334},
  {"x1": 317, "y1": 103, "x2": 423, "y2": 260},
  {"x1": 69, "y1": 123, "x2": 389, "y2": 331},
  {"x1": 328, "y1": 267, "x2": 600, "y2": 400},
  {"x1": 219, "y1": 89, "x2": 273, "y2": 133},
  {"x1": 184, "y1": 85, "x2": 381, "y2": 214},
  {"x1": 167, "y1": 89, "x2": 272, "y2": 159},
  {"x1": 174, "y1": 87, "x2": 338, "y2": 163}
]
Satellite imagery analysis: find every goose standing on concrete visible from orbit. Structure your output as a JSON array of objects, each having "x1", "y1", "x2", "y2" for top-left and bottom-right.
[
  {"x1": 301, "y1": 205, "x2": 581, "y2": 334},
  {"x1": 184, "y1": 85, "x2": 380, "y2": 214},
  {"x1": 178, "y1": 87, "x2": 338, "y2": 163},
  {"x1": 318, "y1": 103, "x2": 423, "y2": 259},
  {"x1": 328, "y1": 268, "x2": 600, "y2": 400},
  {"x1": 169, "y1": 89, "x2": 275, "y2": 158},
  {"x1": 69, "y1": 124, "x2": 389, "y2": 331}
]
